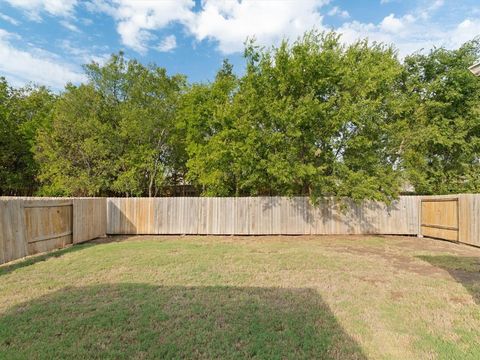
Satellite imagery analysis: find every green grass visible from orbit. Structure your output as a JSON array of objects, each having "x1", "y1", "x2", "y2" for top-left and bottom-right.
[{"x1": 0, "y1": 235, "x2": 479, "y2": 359}]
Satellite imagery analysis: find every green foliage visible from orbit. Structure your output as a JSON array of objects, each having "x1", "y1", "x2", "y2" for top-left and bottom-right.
[
  {"x1": 401, "y1": 39, "x2": 480, "y2": 194},
  {"x1": 120, "y1": 55, "x2": 184, "y2": 196},
  {"x1": 2, "y1": 32, "x2": 480, "y2": 199},
  {"x1": 36, "y1": 53, "x2": 185, "y2": 196},
  {"x1": 36, "y1": 84, "x2": 114, "y2": 196},
  {"x1": 183, "y1": 32, "x2": 404, "y2": 201},
  {"x1": 177, "y1": 59, "x2": 238, "y2": 196},
  {"x1": 0, "y1": 78, "x2": 55, "y2": 195}
]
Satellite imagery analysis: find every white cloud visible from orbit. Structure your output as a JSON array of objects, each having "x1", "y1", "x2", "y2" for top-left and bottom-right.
[
  {"x1": 380, "y1": 14, "x2": 406, "y2": 33},
  {"x1": 58, "y1": 39, "x2": 111, "y2": 65},
  {"x1": 90, "y1": 0, "x2": 473, "y2": 58},
  {"x1": 59, "y1": 20, "x2": 80, "y2": 32},
  {"x1": 418, "y1": 0, "x2": 444, "y2": 20},
  {"x1": 0, "y1": 12, "x2": 20, "y2": 25},
  {"x1": 338, "y1": 12, "x2": 480, "y2": 57},
  {"x1": 0, "y1": 29, "x2": 85, "y2": 89},
  {"x1": 1, "y1": 0, "x2": 477, "y2": 90},
  {"x1": 5, "y1": 0, "x2": 78, "y2": 21},
  {"x1": 88, "y1": 0, "x2": 328, "y2": 54},
  {"x1": 156, "y1": 35, "x2": 177, "y2": 52},
  {"x1": 325, "y1": 0, "x2": 469, "y2": 57},
  {"x1": 81, "y1": 17, "x2": 93, "y2": 26},
  {"x1": 328, "y1": 6, "x2": 350, "y2": 19},
  {"x1": 87, "y1": 0, "x2": 194, "y2": 54},
  {"x1": 450, "y1": 19, "x2": 480, "y2": 47},
  {"x1": 187, "y1": 0, "x2": 327, "y2": 53},
  {"x1": 58, "y1": 0, "x2": 480, "y2": 61}
]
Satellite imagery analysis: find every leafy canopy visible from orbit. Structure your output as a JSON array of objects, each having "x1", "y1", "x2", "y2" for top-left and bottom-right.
[
  {"x1": 182, "y1": 32, "x2": 405, "y2": 202},
  {"x1": 2, "y1": 32, "x2": 479, "y2": 200}
]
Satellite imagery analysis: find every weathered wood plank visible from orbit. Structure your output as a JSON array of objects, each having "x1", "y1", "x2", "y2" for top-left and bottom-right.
[
  {"x1": 1, "y1": 197, "x2": 107, "y2": 264},
  {"x1": 421, "y1": 197, "x2": 459, "y2": 242},
  {"x1": 23, "y1": 199, "x2": 73, "y2": 208},
  {"x1": 421, "y1": 226, "x2": 458, "y2": 242},
  {"x1": 73, "y1": 198, "x2": 107, "y2": 243},
  {"x1": 106, "y1": 196, "x2": 421, "y2": 236},
  {"x1": 25, "y1": 205, "x2": 73, "y2": 244},
  {"x1": 458, "y1": 194, "x2": 480, "y2": 247},
  {"x1": 0, "y1": 198, "x2": 27, "y2": 264},
  {"x1": 27, "y1": 234, "x2": 72, "y2": 255}
]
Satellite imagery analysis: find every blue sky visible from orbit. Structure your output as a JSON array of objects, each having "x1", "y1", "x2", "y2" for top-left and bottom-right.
[{"x1": 0, "y1": 0, "x2": 479, "y2": 90}]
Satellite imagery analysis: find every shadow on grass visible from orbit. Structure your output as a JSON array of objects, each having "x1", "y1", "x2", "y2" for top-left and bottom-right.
[
  {"x1": 0, "y1": 284, "x2": 366, "y2": 359},
  {"x1": 0, "y1": 243, "x2": 96, "y2": 277},
  {"x1": 417, "y1": 255, "x2": 480, "y2": 304}
]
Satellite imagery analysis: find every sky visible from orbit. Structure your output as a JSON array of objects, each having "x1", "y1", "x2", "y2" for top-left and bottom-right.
[{"x1": 0, "y1": 0, "x2": 479, "y2": 90}]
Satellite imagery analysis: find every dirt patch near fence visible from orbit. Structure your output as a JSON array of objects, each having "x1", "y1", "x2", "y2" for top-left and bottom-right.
[{"x1": 327, "y1": 243, "x2": 446, "y2": 277}]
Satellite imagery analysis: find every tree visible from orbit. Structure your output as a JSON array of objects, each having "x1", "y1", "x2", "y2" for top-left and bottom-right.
[
  {"x1": 113, "y1": 60, "x2": 186, "y2": 196},
  {"x1": 183, "y1": 32, "x2": 405, "y2": 202},
  {"x1": 177, "y1": 60, "x2": 239, "y2": 195},
  {"x1": 36, "y1": 84, "x2": 115, "y2": 196},
  {"x1": 6, "y1": 34, "x2": 480, "y2": 200},
  {"x1": 401, "y1": 39, "x2": 480, "y2": 194},
  {"x1": 36, "y1": 53, "x2": 186, "y2": 196},
  {"x1": 0, "y1": 78, "x2": 55, "y2": 195}
]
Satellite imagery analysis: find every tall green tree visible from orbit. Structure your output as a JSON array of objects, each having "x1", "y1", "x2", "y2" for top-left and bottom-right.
[
  {"x1": 401, "y1": 39, "x2": 480, "y2": 194},
  {"x1": 36, "y1": 53, "x2": 186, "y2": 196},
  {"x1": 5, "y1": 33, "x2": 480, "y2": 200},
  {"x1": 112, "y1": 60, "x2": 186, "y2": 196},
  {"x1": 36, "y1": 84, "x2": 115, "y2": 196},
  {"x1": 0, "y1": 79, "x2": 55, "y2": 195},
  {"x1": 183, "y1": 32, "x2": 405, "y2": 201},
  {"x1": 178, "y1": 59, "x2": 238, "y2": 195}
]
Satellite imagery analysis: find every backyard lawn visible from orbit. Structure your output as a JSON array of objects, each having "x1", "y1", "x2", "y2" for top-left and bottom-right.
[{"x1": 0, "y1": 235, "x2": 479, "y2": 359}]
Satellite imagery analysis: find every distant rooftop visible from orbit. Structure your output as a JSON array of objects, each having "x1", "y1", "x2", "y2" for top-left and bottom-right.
[{"x1": 469, "y1": 62, "x2": 480, "y2": 76}]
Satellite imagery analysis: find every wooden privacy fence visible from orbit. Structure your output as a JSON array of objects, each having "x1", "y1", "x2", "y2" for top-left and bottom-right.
[
  {"x1": 24, "y1": 199, "x2": 73, "y2": 255},
  {"x1": 0, "y1": 197, "x2": 106, "y2": 265},
  {"x1": 421, "y1": 197, "x2": 459, "y2": 242},
  {"x1": 107, "y1": 196, "x2": 421, "y2": 236},
  {"x1": 2, "y1": 194, "x2": 479, "y2": 265},
  {"x1": 420, "y1": 194, "x2": 480, "y2": 247}
]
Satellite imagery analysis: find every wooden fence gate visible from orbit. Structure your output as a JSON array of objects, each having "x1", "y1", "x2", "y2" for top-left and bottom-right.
[
  {"x1": 421, "y1": 198, "x2": 459, "y2": 242},
  {"x1": 23, "y1": 199, "x2": 73, "y2": 255}
]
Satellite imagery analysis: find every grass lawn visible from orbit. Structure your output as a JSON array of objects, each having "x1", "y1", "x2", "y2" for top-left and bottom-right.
[{"x1": 0, "y1": 235, "x2": 479, "y2": 359}]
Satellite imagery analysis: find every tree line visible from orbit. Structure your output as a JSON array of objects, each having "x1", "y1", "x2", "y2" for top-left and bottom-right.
[{"x1": 1, "y1": 31, "x2": 479, "y2": 201}]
